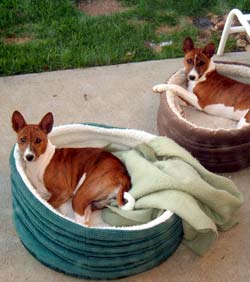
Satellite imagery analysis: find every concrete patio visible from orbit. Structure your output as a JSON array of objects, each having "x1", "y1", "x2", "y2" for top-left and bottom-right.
[{"x1": 0, "y1": 51, "x2": 250, "y2": 282}]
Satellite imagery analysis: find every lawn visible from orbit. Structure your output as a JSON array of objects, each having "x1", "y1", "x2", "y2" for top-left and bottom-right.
[{"x1": 0, "y1": 0, "x2": 249, "y2": 76}]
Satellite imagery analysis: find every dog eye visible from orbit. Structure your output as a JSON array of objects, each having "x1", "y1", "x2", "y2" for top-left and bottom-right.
[
  {"x1": 35, "y1": 138, "x2": 41, "y2": 144},
  {"x1": 197, "y1": 61, "x2": 205, "y2": 66},
  {"x1": 186, "y1": 59, "x2": 193, "y2": 64},
  {"x1": 20, "y1": 137, "x2": 26, "y2": 143}
]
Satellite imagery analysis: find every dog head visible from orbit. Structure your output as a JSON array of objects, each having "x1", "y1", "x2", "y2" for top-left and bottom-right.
[
  {"x1": 183, "y1": 37, "x2": 215, "y2": 81},
  {"x1": 12, "y1": 111, "x2": 54, "y2": 162}
]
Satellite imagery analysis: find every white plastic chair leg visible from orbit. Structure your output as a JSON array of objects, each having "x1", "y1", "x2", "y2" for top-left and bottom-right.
[{"x1": 217, "y1": 9, "x2": 250, "y2": 56}]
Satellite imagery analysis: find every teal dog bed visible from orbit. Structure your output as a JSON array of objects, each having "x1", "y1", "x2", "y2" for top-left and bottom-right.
[{"x1": 10, "y1": 124, "x2": 183, "y2": 280}]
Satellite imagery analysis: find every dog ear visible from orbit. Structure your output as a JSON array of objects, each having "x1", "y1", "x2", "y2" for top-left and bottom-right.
[
  {"x1": 203, "y1": 43, "x2": 215, "y2": 58},
  {"x1": 12, "y1": 111, "x2": 27, "y2": 133},
  {"x1": 39, "y1": 112, "x2": 54, "y2": 134},
  {"x1": 183, "y1": 37, "x2": 194, "y2": 53}
]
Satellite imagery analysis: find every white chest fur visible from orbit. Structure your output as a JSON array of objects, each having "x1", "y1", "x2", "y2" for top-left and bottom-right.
[
  {"x1": 187, "y1": 80, "x2": 196, "y2": 93},
  {"x1": 24, "y1": 141, "x2": 55, "y2": 200}
]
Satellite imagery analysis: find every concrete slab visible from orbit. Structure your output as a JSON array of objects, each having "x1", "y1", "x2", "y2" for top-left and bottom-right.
[{"x1": 1, "y1": 52, "x2": 250, "y2": 282}]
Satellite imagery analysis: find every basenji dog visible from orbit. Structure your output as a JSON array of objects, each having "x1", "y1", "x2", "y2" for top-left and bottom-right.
[
  {"x1": 153, "y1": 37, "x2": 250, "y2": 128},
  {"x1": 12, "y1": 111, "x2": 133, "y2": 225}
]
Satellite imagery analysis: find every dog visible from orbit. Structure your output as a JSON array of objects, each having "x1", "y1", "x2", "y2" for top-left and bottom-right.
[
  {"x1": 12, "y1": 111, "x2": 133, "y2": 225},
  {"x1": 153, "y1": 37, "x2": 250, "y2": 129}
]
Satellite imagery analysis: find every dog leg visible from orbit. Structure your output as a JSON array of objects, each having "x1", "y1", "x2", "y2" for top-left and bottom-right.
[
  {"x1": 153, "y1": 83, "x2": 202, "y2": 111},
  {"x1": 74, "y1": 204, "x2": 92, "y2": 226},
  {"x1": 48, "y1": 192, "x2": 71, "y2": 209},
  {"x1": 72, "y1": 155, "x2": 131, "y2": 226},
  {"x1": 84, "y1": 204, "x2": 92, "y2": 225},
  {"x1": 75, "y1": 213, "x2": 87, "y2": 225},
  {"x1": 153, "y1": 83, "x2": 168, "y2": 93}
]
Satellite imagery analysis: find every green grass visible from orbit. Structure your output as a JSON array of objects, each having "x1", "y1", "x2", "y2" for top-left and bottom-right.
[{"x1": 0, "y1": 0, "x2": 249, "y2": 76}]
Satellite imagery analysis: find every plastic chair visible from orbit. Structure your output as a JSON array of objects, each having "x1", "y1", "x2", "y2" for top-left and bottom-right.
[{"x1": 217, "y1": 8, "x2": 250, "y2": 56}]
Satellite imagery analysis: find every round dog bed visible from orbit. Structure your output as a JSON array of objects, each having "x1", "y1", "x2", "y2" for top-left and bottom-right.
[
  {"x1": 10, "y1": 124, "x2": 183, "y2": 280},
  {"x1": 157, "y1": 61, "x2": 250, "y2": 173}
]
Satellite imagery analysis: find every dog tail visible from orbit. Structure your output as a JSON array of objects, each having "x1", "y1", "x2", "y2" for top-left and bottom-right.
[{"x1": 121, "y1": 192, "x2": 135, "y2": 211}]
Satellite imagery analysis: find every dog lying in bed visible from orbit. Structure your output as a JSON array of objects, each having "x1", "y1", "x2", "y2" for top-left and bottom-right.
[
  {"x1": 12, "y1": 111, "x2": 134, "y2": 226},
  {"x1": 153, "y1": 37, "x2": 250, "y2": 129}
]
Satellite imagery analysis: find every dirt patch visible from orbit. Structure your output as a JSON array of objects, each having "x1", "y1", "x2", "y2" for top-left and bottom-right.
[
  {"x1": 155, "y1": 25, "x2": 180, "y2": 35},
  {"x1": 155, "y1": 17, "x2": 193, "y2": 35},
  {"x1": 3, "y1": 34, "x2": 32, "y2": 45},
  {"x1": 77, "y1": 0, "x2": 129, "y2": 16}
]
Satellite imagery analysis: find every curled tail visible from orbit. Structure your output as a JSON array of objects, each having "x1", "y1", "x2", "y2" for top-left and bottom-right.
[{"x1": 121, "y1": 192, "x2": 135, "y2": 211}]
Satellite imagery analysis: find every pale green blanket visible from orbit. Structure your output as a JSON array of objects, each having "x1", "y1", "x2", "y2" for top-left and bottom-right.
[{"x1": 103, "y1": 137, "x2": 244, "y2": 255}]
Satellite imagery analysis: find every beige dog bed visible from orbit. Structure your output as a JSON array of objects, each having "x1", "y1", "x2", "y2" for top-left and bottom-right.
[{"x1": 157, "y1": 61, "x2": 250, "y2": 172}]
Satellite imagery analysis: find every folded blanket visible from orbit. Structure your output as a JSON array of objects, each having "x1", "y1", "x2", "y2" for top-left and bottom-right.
[{"x1": 103, "y1": 137, "x2": 244, "y2": 255}]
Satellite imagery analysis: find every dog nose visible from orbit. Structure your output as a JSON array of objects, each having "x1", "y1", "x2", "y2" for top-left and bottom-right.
[
  {"x1": 189, "y1": 75, "x2": 196, "y2": 81},
  {"x1": 26, "y1": 154, "x2": 34, "y2": 161}
]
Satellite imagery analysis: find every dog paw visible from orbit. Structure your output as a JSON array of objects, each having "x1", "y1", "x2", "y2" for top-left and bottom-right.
[
  {"x1": 152, "y1": 84, "x2": 168, "y2": 93},
  {"x1": 75, "y1": 213, "x2": 88, "y2": 225}
]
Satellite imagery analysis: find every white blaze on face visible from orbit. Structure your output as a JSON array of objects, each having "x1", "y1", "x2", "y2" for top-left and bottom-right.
[
  {"x1": 188, "y1": 68, "x2": 199, "y2": 80},
  {"x1": 188, "y1": 55, "x2": 199, "y2": 81},
  {"x1": 24, "y1": 144, "x2": 35, "y2": 162}
]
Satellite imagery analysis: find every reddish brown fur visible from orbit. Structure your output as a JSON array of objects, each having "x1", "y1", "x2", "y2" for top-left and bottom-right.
[
  {"x1": 194, "y1": 71, "x2": 250, "y2": 117},
  {"x1": 12, "y1": 111, "x2": 53, "y2": 160},
  {"x1": 12, "y1": 111, "x2": 131, "y2": 223},
  {"x1": 183, "y1": 37, "x2": 214, "y2": 80},
  {"x1": 183, "y1": 37, "x2": 250, "y2": 121},
  {"x1": 184, "y1": 53, "x2": 212, "y2": 81},
  {"x1": 44, "y1": 147, "x2": 131, "y2": 214},
  {"x1": 15, "y1": 126, "x2": 48, "y2": 160}
]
